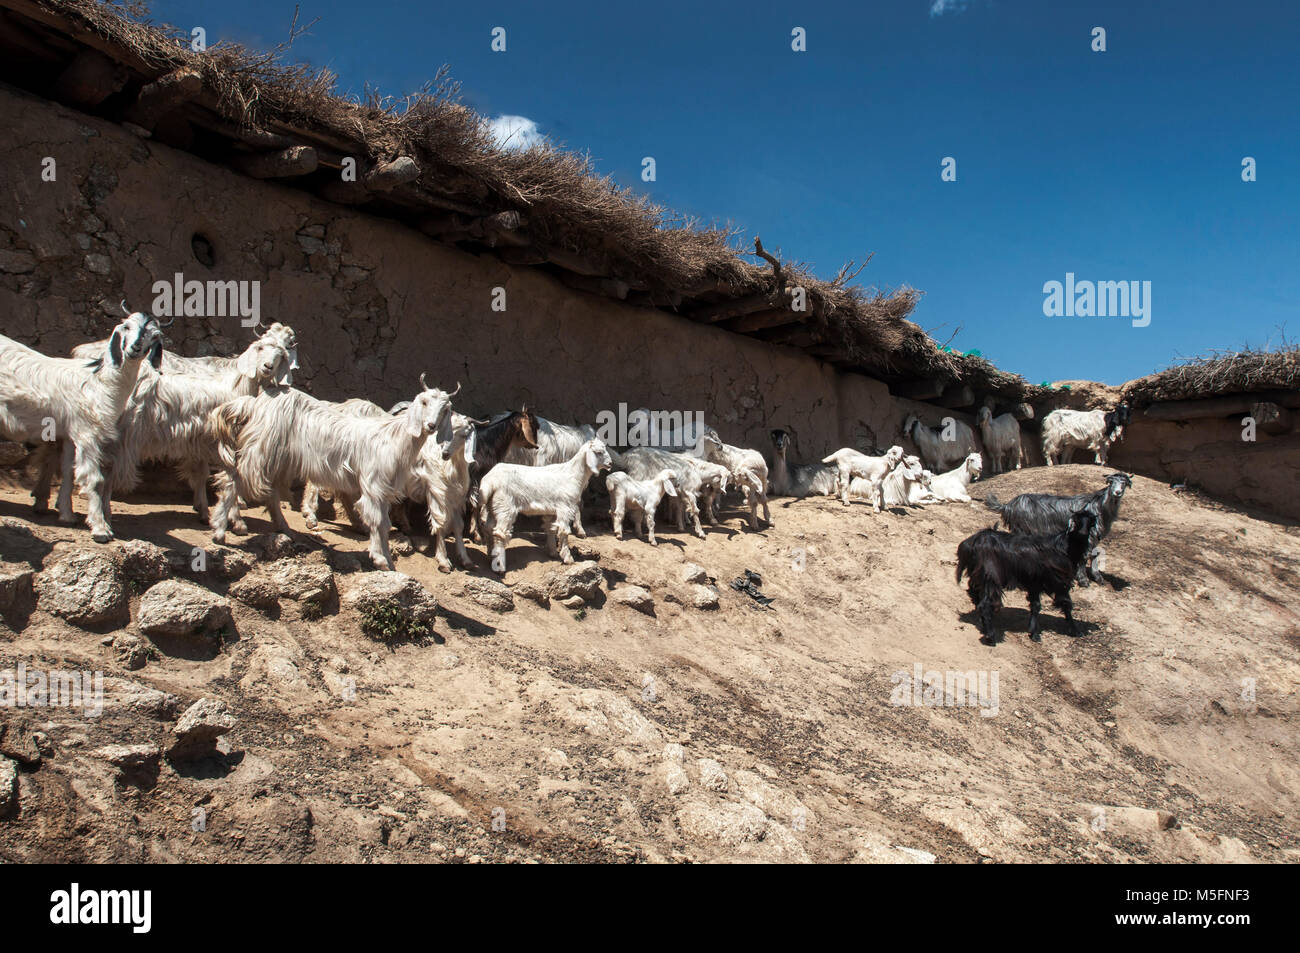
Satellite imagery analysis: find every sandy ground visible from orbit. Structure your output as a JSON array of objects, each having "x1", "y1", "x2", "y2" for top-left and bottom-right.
[{"x1": 1, "y1": 463, "x2": 1297, "y2": 863}]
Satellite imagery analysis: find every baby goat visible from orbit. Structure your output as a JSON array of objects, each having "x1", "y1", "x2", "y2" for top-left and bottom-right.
[
  {"x1": 956, "y1": 509, "x2": 1098, "y2": 645},
  {"x1": 606, "y1": 469, "x2": 678, "y2": 545},
  {"x1": 984, "y1": 472, "x2": 1132, "y2": 584},
  {"x1": 822, "y1": 445, "x2": 905, "y2": 509}
]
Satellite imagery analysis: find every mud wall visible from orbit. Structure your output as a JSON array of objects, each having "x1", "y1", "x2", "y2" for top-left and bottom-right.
[
  {"x1": 1110, "y1": 417, "x2": 1300, "y2": 521},
  {"x1": 0, "y1": 83, "x2": 948, "y2": 466}
]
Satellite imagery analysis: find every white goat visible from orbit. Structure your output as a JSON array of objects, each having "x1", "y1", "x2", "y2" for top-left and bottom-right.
[
  {"x1": 479, "y1": 437, "x2": 613, "y2": 573},
  {"x1": 868, "y1": 454, "x2": 932, "y2": 507},
  {"x1": 976, "y1": 406, "x2": 1024, "y2": 475},
  {"x1": 503, "y1": 414, "x2": 598, "y2": 536},
  {"x1": 617, "y1": 448, "x2": 728, "y2": 538},
  {"x1": 769, "y1": 429, "x2": 837, "y2": 498},
  {"x1": 39, "y1": 334, "x2": 292, "y2": 529},
  {"x1": 299, "y1": 398, "x2": 393, "y2": 532},
  {"x1": 606, "y1": 469, "x2": 678, "y2": 545},
  {"x1": 1, "y1": 311, "x2": 164, "y2": 541},
  {"x1": 923, "y1": 452, "x2": 983, "y2": 503},
  {"x1": 694, "y1": 428, "x2": 770, "y2": 529},
  {"x1": 407, "y1": 412, "x2": 477, "y2": 572},
  {"x1": 1041, "y1": 404, "x2": 1131, "y2": 466},
  {"x1": 902, "y1": 413, "x2": 979, "y2": 472},
  {"x1": 210, "y1": 377, "x2": 457, "y2": 569},
  {"x1": 822, "y1": 445, "x2": 906, "y2": 509},
  {"x1": 74, "y1": 321, "x2": 299, "y2": 380}
]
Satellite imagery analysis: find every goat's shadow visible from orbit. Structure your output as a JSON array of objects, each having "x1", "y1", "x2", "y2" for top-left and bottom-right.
[{"x1": 956, "y1": 607, "x2": 1101, "y2": 643}]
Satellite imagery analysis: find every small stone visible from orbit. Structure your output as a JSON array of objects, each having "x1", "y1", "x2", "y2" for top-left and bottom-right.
[
  {"x1": 0, "y1": 719, "x2": 41, "y2": 766},
  {"x1": 94, "y1": 743, "x2": 161, "y2": 772},
  {"x1": 512, "y1": 581, "x2": 550, "y2": 607},
  {"x1": 610, "y1": 585, "x2": 654, "y2": 614},
  {"x1": 228, "y1": 574, "x2": 280, "y2": 610},
  {"x1": 84, "y1": 253, "x2": 112, "y2": 274},
  {"x1": 681, "y1": 563, "x2": 709, "y2": 584},
  {"x1": 461, "y1": 577, "x2": 515, "y2": 613},
  {"x1": 265, "y1": 555, "x2": 336, "y2": 606},
  {"x1": 689, "y1": 584, "x2": 720, "y2": 610},
  {"x1": 558, "y1": 595, "x2": 585, "y2": 609},
  {"x1": 697, "y1": 758, "x2": 728, "y2": 792},
  {"x1": 545, "y1": 561, "x2": 604, "y2": 601},
  {"x1": 168, "y1": 698, "x2": 236, "y2": 761},
  {"x1": 0, "y1": 756, "x2": 18, "y2": 815},
  {"x1": 112, "y1": 539, "x2": 173, "y2": 585}
]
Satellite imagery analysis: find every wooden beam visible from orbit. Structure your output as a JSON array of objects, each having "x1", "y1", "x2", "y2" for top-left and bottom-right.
[
  {"x1": 123, "y1": 67, "x2": 203, "y2": 131},
  {"x1": 687, "y1": 291, "x2": 793, "y2": 323},
  {"x1": 50, "y1": 48, "x2": 127, "y2": 107},
  {"x1": 559, "y1": 273, "x2": 630, "y2": 300},
  {"x1": 232, "y1": 145, "x2": 318, "y2": 179}
]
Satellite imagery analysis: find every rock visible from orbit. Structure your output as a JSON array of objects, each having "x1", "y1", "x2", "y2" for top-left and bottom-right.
[
  {"x1": 0, "y1": 563, "x2": 35, "y2": 619},
  {"x1": 689, "y1": 584, "x2": 720, "y2": 610},
  {"x1": 109, "y1": 633, "x2": 151, "y2": 670},
  {"x1": 676, "y1": 800, "x2": 767, "y2": 845},
  {"x1": 112, "y1": 540, "x2": 172, "y2": 585},
  {"x1": 340, "y1": 572, "x2": 438, "y2": 642},
  {"x1": 0, "y1": 756, "x2": 17, "y2": 815},
  {"x1": 681, "y1": 563, "x2": 709, "y2": 584},
  {"x1": 101, "y1": 677, "x2": 179, "y2": 719},
  {"x1": 0, "y1": 718, "x2": 41, "y2": 766},
  {"x1": 94, "y1": 743, "x2": 161, "y2": 772},
  {"x1": 513, "y1": 581, "x2": 550, "y2": 607},
  {"x1": 265, "y1": 555, "x2": 336, "y2": 605},
  {"x1": 662, "y1": 762, "x2": 690, "y2": 795},
  {"x1": 36, "y1": 550, "x2": 129, "y2": 628},
  {"x1": 168, "y1": 698, "x2": 236, "y2": 760},
  {"x1": 228, "y1": 574, "x2": 280, "y2": 610},
  {"x1": 249, "y1": 533, "x2": 302, "y2": 561},
  {"x1": 697, "y1": 758, "x2": 729, "y2": 792},
  {"x1": 662, "y1": 743, "x2": 686, "y2": 763},
  {"x1": 137, "y1": 579, "x2": 231, "y2": 637},
  {"x1": 84, "y1": 253, "x2": 112, "y2": 274},
  {"x1": 461, "y1": 577, "x2": 514, "y2": 613},
  {"x1": 545, "y1": 561, "x2": 604, "y2": 601},
  {"x1": 894, "y1": 846, "x2": 937, "y2": 864},
  {"x1": 610, "y1": 585, "x2": 654, "y2": 614},
  {"x1": 389, "y1": 534, "x2": 415, "y2": 557},
  {"x1": 558, "y1": 595, "x2": 586, "y2": 609},
  {"x1": 0, "y1": 249, "x2": 36, "y2": 274},
  {"x1": 198, "y1": 546, "x2": 256, "y2": 581}
]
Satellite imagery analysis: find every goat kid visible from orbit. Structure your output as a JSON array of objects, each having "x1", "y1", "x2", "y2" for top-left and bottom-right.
[
  {"x1": 606, "y1": 469, "x2": 678, "y2": 545},
  {"x1": 822, "y1": 445, "x2": 905, "y2": 509}
]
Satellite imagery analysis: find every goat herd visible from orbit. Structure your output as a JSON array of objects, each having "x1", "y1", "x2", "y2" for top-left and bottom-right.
[{"x1": 0, "y1": 310, "x2": 1136, "y2": 647}]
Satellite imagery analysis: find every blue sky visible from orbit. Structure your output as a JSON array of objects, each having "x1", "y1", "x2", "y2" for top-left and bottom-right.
[{"x1": 147, "y1": 0, "x2": 1297, "y2": 384}]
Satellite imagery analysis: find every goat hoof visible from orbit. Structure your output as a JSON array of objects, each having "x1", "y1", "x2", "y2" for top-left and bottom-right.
[
  {"x1": 92, "y1": 532, "x2": 112, "y2": 544},
  {"x1": 1029, "y1": 632, "x2": 1042, "y2": 643}
]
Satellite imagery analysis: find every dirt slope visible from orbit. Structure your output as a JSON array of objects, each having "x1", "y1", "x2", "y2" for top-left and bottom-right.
[{"x1": 1, "y1": 464, "x2": 1297, "y2": 863}]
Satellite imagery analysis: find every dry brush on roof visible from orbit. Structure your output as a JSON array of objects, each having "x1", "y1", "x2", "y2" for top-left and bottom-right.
[
  {"x1": 7, "y1": 0, "x2": 1043, "y2": 402},
  {"x1": 1122, "y1": 345, "x2": 1300, "y2": 406}
]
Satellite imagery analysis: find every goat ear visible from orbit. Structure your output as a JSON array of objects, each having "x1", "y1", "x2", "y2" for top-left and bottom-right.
[
  {"x1": 664, "y1": 479, "x2": 678, "y2": 497},
  {"x1": 107, "y1": 329, "x2": 123, "y2": 367},
  {"x1": 236, "y1": 347, "x2": 257, "y2": 380},
  {"x1": 464, "y1": 428, "x2": 477, "y2": 462},
  {"x1": 148, "y1": 339, "x2": 163, "y2": 370},
  {"x1": 405, "y1": 406, "x2": 424, "y2": 438}
]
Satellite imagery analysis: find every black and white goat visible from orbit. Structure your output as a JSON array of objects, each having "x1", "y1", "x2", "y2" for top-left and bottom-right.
[
  {"x1": 1041, "y1": 402, "x2": 1131, "y2": 466},
  {"x1": 983, "y1": 472, "x2": 1132, "y2": 584},
  {"x1": 955, "y1": 509, "x2": 1098, "y2": 645}
]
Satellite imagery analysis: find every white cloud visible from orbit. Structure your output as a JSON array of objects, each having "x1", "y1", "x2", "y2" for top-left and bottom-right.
[
  {"x1": 929, "y1": 0, "x2": 971, "y2": 16},
  {"x1": 486, "y1": 114, "x2": 544, "y2": 151}
]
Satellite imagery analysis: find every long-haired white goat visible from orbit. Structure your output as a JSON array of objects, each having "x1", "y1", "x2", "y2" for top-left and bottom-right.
[
  {"x1": 606, "y1": 469, "x2": 678, "y2": 545},
  {"x1": 976, "y1": 406, "x2": 1024, "y2": 475},
  {"x1": 210, "y1": 376, "x2": 457, "y2": 569},
  {"x1": 1, "y1": 310, "x2": 165, "y2": 541},
  {"x1": 822, "y1": 445, "x2": 905, "y2": 509},
  {"x1": 407, "y1": 412, "x2": 477, "y2": 572},
  {"x1": 693, "y1": 428, "x2": 770, "y2": 529},
  {"x1": 479, "y1": 437, "x2": 612, "y2": 574},
  {"x1": 615, "y1": 447, "x2": 728, "y2": 538}
]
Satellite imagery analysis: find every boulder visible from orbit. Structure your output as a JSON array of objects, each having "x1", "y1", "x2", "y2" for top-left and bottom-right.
[
  {"x1": 689, "y1": 584, "x2": 720, "y2": 610},
  {"x1": 0, "y1": 718, "x2": 42, "y2": 766},
  {"x1": 697, "y1": 758, "x2": 729, "y2": 792},
  {"x1": 137, "y1": 580, "x2": 231, "y2": 637},
  {"x1": 265, "y1": 555, "x2": 335, "y2": 605},
  {"x1": 0, "y1": 563, "x2": 34, "y2": 621},
  {"x1": 461, "y1": 576, "x2": 514, "y2": 613},
  {"x1": 512, "y1": 581, "x2": 550, "y2": 607},
  {"x1": 36, "y1": 550, "x2": 129, "y2": 628},
  {"x1": 681, "y1": 563, "x2": 709, "y2": 585},
  {"x1": 0, "y1": 756, "x2": 17, "y2": 815},
  {"x1": 228, "y1": 573, "x2": 280, "y2": 610}
]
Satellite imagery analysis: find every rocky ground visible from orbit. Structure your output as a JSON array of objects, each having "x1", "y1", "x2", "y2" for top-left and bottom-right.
[{"x1": 0, "y1": 463, "x2": 1297, "y2": 863}]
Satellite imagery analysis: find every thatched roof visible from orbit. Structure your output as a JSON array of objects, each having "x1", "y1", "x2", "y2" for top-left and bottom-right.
[
  {"x1": 1123, "y1": 346, "x2": 1300, "y2": 407},
  {"x1": 0, "y1": 0, "x2": 1046, "y2": 407}
]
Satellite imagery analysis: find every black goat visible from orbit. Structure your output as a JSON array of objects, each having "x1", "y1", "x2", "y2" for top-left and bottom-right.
[
  {"x1": 983, "y1": 472, "x2": 1131, "y2": 584},
  {"x1": 956, "y1": 509, "x2": 1098, "y2": 645},
  {"x1": 1104, "y1": 402, "x2": 1131, "y2": 445}
]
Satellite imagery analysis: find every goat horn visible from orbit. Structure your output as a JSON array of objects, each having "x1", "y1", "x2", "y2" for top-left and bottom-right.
[
  {"x1": 420, "y1": 372, "x2": 429, "y2": 390},
  {"x1": 449, "y1": 381, "x2": 461, "y2": 398},
  {"x1": 120, "y1": 300, "x2": 130, "y2": 315},
  {"x1": 471, "y1": 416, "x2": 491, "y2": 425},
  {"x1": 156, "y1": 314, "x2": 175, "y2": 328}
]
